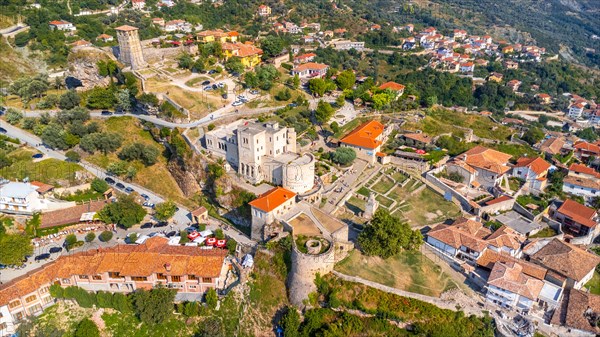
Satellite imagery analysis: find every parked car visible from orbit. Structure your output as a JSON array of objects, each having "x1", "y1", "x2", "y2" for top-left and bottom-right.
[
  {"x1": 154, "y1": 222, "x2": 168, "y2": 228},
  {"x1": 141, "y1": 194, "x2": 150, "y2": 201},
  {"x1": 288, "y1": 103, "x2": 298, "y2": 108},
  {"x1": 250, "y1": 90, "x2": 259, "y2": 95},
  {"x1": 124, "y1": 186, "x2": 134, "y2": 193},
  {"x1": 35, "y1": 253, "x2": 51, "y2": 261},
  {"x1": 101, "y1": 110, "x2": 113, "y2": 116},
  {"x1": 166, "y1": 231, "x2": 177, "y2": 237},
  {"x1": 221, "y1": 93, "x2": 228, "y2": 99},
  {"x1": 104, "y1": 177, "x2": 115, "y2": 185},
  {"x1": 232, "y1": 101, "x2": 243, "y2": 107},
  {"x1": 217, "y1": 82, "x2": 225, "y2": 88},
  {"x1": 32, "y1": 153, "x2": 44, "y2": 159},
  {"x1": 212, "y1": 84, "x2": 218, "y2": 90},
  {"x1": 203, "y1": 85, "x2": 213, "y2": 91},
  {"x1": 143, "y1": 202, "x2": 155, "y2": 208},
  {"x1": 115, "y1": 182, "x2": 126, "y2": 190},
  {"x1": 49, "y1": 247, "x2": 63, "y2": 254},
  {"x1": 201, "y1": 80, "x2": 211, "y2": 86},
  {"x1": 0, "y1": 127, "x2": 7, "y2": 134},
  {"x1": 208, "y1": 69, "x2": 216, "y2": 74},
  {"x1": 141, "y1": 222, "x2": 153, "y2": 229},
  {"x1": 231, "y1": 72, "x2": 240, "y2": 77}
]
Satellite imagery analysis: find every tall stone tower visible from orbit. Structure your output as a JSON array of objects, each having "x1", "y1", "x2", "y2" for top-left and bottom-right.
[{"x1": 115, "y1": 25, "x2": 146, "y2": 70}]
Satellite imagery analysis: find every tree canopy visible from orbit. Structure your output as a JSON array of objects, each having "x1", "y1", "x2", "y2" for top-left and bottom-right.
[
  {"x1": 0, "y1": 234, "x2": 33, "y2": 265},
  {"x1": 74, "y1": 318, "x2": 100, "y2": 337},
  {"x1": 154, "y1": 201, "x2": 177, "y2": 222},
  {"x1": 131, "y1": 287, "x2": 177, "y2": 325},
  {"x1": 357, "y1": 209, "x2": 423, "y2": 258},
  {"x1": 98, "y1": 195, "x2": 146, "y2": 228}
]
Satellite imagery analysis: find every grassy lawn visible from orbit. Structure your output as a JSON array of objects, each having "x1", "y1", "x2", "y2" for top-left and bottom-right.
[
  {"x1": 184, "y1": 76, "x2": 211, "y2": 87},
  {"x1": 2, "y1": 147, "x2": 82, "y2": 184},
  {"x1": 585, "y1": 271, "x2": 600, "y2": 295},
  {"x1": 61, "y1": 189, "x2": 104, "y2": 202},
  {"x1": 103, "y1": 312, "x2": 192, "y2": 337},
  {"x1": 145, "y1": 78, "x2": 218, "y2": 119},
  {"x1": 335, "y1": 250, "x2": 458, "y2": 297},
  {"x1": 371, "y1": 175, "x2": 395, "y2": 194},
  {"x1": 346, "y1": 196, "x2": 366, "y2": 214},
  {"x1": 84, "y1": 117, "x2": 190, "y2": 207},
  {"x1": 383, "y1": 183, "x2": 460, "y2": 226},
  {"x1": 357, "y1": 186, "x2": 370, "y2": 197},
  {"x1": 529, "y1": 226, "x2": 558, "y2": 238},
  {"x1": 375, "y1": 194, "x2": 394, "y2": 208},
  {"x1": 488, "y1": 143, "x2": 538, "y2": 159}
]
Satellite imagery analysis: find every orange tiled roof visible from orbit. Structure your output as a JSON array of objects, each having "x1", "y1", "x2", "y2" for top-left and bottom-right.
[
  {"x1": 458, "y1": 145, "x2": 512, "y2": 175},
  {"x1": 514, "y1": 157, "x2": 551, "y2": 176},
  {"x1": 0, "y1": 237, "x2": 226, "y2": 306},
  {"x1": 551, "y1": 289, "x2": 600, "y2": 334},
  {"x1": 340, "y1": 120, "x2": 385, "y2": 150},
  {"x1": 574, "y1": 141, "x2": 600, "y2": 155},
  {"x1": 403, "y1": 133, "x2": 432, "y2": 144},
  {"x1": 222, "y1": 42, "x2": 263, "y2": 57},
  {"x1": 30, "y1": 181, "x2": 54, "y2": 194},
  {"x1": 427, "y1": 223, "x2": 488, "y2": 253},
  {"x1": 249, "y1": 187, "x2": 296, "y2": 213},
  {"x1": 97, "y1": 33, "x2": 112, "y2": 39},
  {"x1": 539, "y1": 137, "x2": 565, "y2": 155},
  {"x1": 485, "y1": 225, "x2": 524, "y2": 251},
  {"x1": 49, "y1": 20, "x2": 70, "y2": 25},
  {"x1": 294, "y1": 62, "x2": 328, "y2": 72},
  {"x1": 488, "y1": 261, "x2": 544, "y2": 300},
  {"x1": 568, "y1": 163, "x2": 600, "y2": 178},
  {"x1": 477, "y1": 249, "x2": 547, "y2": 280},
  {"x1": 115, "y1": 25, "x2": 139, "y2": 31},
  {"x1": 378, "y1": 81, "x2": 405, "y2": 91},
  {"x1": 530, "y1": 238, "x2": 600, "y2": 282},
  {"x1": 556, "y1": 199, "x2": 597, "y2": 229}
]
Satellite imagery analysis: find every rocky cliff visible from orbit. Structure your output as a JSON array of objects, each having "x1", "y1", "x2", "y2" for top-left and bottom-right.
[{"x1": 65, "y1": 48, "x2": 112, "y2": 91}]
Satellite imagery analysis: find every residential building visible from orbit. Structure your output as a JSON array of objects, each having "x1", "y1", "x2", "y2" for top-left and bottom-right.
[
  {"x1": 70, "y1": 39, "x2": 91, "y2": 48},
  {"x1": 291, "y1": 62, "x2": 328, "y2": 79},
  {"x1": 221, "y1": 42, "x2": 263, "y2": 68},
  {"x1": 567, "y1": 103, "x2": 586, "y2": 119},
  {"x1": 588, "y1": 109, "x2": 600, "y2": 125},
  {"x1": 204, "y1": 120, "x2": 315, "y2": 194},
  {"x1": 401, "y1": 133, "x2": 432, "y2": 147},
  {"x1": 446, "y1": 146, "x2": 513, "y2": 189},
  {"x1": 511, "y1": 156, "x2": 551, "y2": 193},
  {"x1": 573, "y1": 141, "x2": 600, "y2": 163},
  {"x1": 459, "y1": 62, "x2": 474, "y2": 73},
  {"x1": 48, "y1": 20, "x2": 76, "y2": 32},
  {"x1": 151, "y1": 18, "x2": 165, "y2": 27},
  {"x1": 131, "y1": 0, "x2": 145, "y2": 10},
  {"x1": 257, "y1": 4, "x2": 271, "y2": 17},
  {"x1": 40, "y1": 200, "x2": 110, "y2": 229},
  {"x1": 485, "y1": 261, "x2": 544, "y2": 311},
  {"x1": 249, "y1": 187, "x2": 296, "y2": 240},
  {"x1": 563, "y1": 163, "x2": 600, "y2": 200},
  {"x1": 326, "y1": 40, "x2": 365, "y2": 51},
  {"x1": 0, "y1": 182, "x2": 48, "y2": 215},
  {"x1": 528, "y1": 238, "x2": 600, "y2": 290},
  {"x1": 488, "y1": 72, "x2": 504, "y2": 83},
  {"x1": 538, "y1": 137, "x2": 565, "y2": 156},
  {"x1": 378, "y1": 81, "x2": 405, "y2": 98},
  {"x1": 503, "y1": 60, "x2": 519, "y2": 69},
  {"x1": 551, "y1": 199, "x2": 598, "y2": 242},
  {"x1": 96, "y1": 33, "x2": 114, "y2": 42},
  {"x1": 164, "y1": 20, "x2": 192, "y2": 33},
  {"x1": 196, "y1": 29, "x2": 238, "y2": 43},
  {"x1": 0, "y1": 237, "x2": 227, "y2": 335},
  {"x1": 293, "y1": 53, "x2": 316, "y2": 64},
  {"x1": 551, "y1": 289, "x2": 600, "y2": 336},
  {"x1": 453, "y1": 29, "x2": 467, "y2": 40},
  {"x1": 506, "y1": 79, "x2": 522, "y2": 92},
  {"x1": 339, "y1": 120, "x2": 389, "y2": 164},
  {"x1": 536, "y1": 93, "x2": 552, "y2": 104}
]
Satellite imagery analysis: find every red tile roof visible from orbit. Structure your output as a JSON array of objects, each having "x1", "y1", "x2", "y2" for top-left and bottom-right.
[
  {"x1": 378, "y1": 81, "x2": 405, "y2": 92},
  {"x1": 556, "y1": 199, "x2": 597, "y2": 229},
  {"x1": 530, "y1": 238, "x2": 600, "y2": 282},
  {"x1": 115, "y1": 25, "x2": 139, "y2": 32},
  {"x1": 249, "y1": 187, "x2": 296, "y2": 213},
  {"x1": 551, "y1": 289, "x2": 600, "y2": 334},
  {"x1": 340, "y1": 120, "x2": 385, "y2": 150},
  {"x1": 30, "y1": 181, "x2": 54, "y2": 194},
  {"x1": 49, "y1": 20, "x2": 71, "y2": 25},
  {"x1": 574, "y1": 141, "x2": 600, "y2": 155},
  {"x1": 514, "y1": 157, "x2": 551, "y2": 176},
  {"x1": 488, "y1": 262, "x2": 544, "y2": 300},
  {"x1": 568, "y1": 163, "x2": 600, "y2": 178},
  {"x1": 459, "y1": 145, "x2": 512, "y2": 175},
  {"x1": 294, "y1": 62, "x2": 328, "y2": 72}
]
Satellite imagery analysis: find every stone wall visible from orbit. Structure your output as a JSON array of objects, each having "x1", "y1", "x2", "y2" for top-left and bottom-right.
[{"x1": 288, "y1": 239, "x2": 336, "y2": 307}]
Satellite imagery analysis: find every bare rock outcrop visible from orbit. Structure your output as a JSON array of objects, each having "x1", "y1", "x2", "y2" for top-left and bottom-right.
[
  {"x1": 65, "y1": 48, "x2": 112, "y2": 91},
  {"x1": 166, "y1": 156, "x2": 203, "y2": 197}
]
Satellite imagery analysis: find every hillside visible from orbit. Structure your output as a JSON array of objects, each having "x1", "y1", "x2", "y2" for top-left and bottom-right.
[{"x1": 0, "y1": 38, "x2": 37, "y2": 84}]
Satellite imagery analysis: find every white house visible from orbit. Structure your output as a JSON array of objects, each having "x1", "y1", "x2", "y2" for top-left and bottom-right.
[
  {"x1": 0, "y1": 182, "x2": 48, "y2": 215},
  {"x1": 459, "y1": 62, "x2": 474, "y2": 73},
  {"x1": 131, "y1": 0, "x2": 145, "y2": 9},
  {"x1": 339, "y1": 120, "x2": 389, "y2": 165},
  {"x1": 567, "y1": 103, "x2": 586, "y2": 119},
  {"x1": 291, "y1": 62, "x2": 328, "y2": 79},
  {"x1": 511, "y1": 156, "x2": 551, "y2": 193},
  {"x1": 48, "y1": 20, "x2": 76, "y2": 32},
  {"x1": 485, "y1": 261, "x2": 544, "y2": 311},
  {"x1": 562, "y1": 163, "x2": 600, "y2": 199},
  {"x1": 446, "y1": 146, "x2": 512, "y2": 189}
]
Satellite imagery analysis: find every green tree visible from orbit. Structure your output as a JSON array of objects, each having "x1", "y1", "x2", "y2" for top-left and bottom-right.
[
  {"x1": 0, "y1": 234, "x2": 33, "y2": 265},
  {"x1": 128, "y1": 232, "x2": 138, "y2": 244},
  {"x1": 275, "y1": 88, "x2": 292, "y2": 101},
  {"x1": 99, "y1": 231, "x2": 113, "y2": 242},
  {"x1": 115, "y1": 89, "x2": 132, "y2": 112},
  {"x1": 308, "y1": 78, "x2": 327, "y2": 97},
  {"x1": 74, "y1": 318, "x2": 99, "y2": 337},
  {"x1": 358, "y1": 209, "x2": 422, "y2": 258},
  {"x1": 330, "y1": 121, "x2": 340, "y2": 134},
  {"x1": 106, "y1": 161, "x2": 128, "y2": 176},
  {"x1": 315, "y1": 100, "x2": 335, "y2": 124},
  {"x1": 65, "y1": 234, "x2": 78, "y2": 250},
  {"x1": 260, "y1": 35, "x2": 285, "y2": 58},
  {"x1": 205, "y1": 288, "x2": 218, "y2": 309},
  {"x1": 58, "y1": 90, "x2": 81, "y2": 110},
  {"x1": 522, "y1": 127, "x2": 545, "y2": 145},
  {"x1": 280, "y1": 306, "x2": 301, "y2": 337},
  {"x1": 91, "y1": 178, "x2": 110, "y2": 193},
  {"x1": 85, "y1": 232, "x2": 96, "y2": 242},
  {"x1": 336, "y1": 70, "x2": 356, "y2": 90},
  {"x1": 98, "y1": 195, "x2": 146, "y2": 228},
  {"x1": 65, "y1": 150, "x2": 81, "y2": 162},
  {"x1": 575, "y1": 127, "x2": 599, "y2": 142},
  {"x1": 292, "y1": 74, "x2": 300, "y2": 89},
  {"x1": 86, "y1": 86, "x2": 117, "y2": 109},
  {"x1": 5, "y1": 108, "x2": 23, "y2": 125},
  {"x1": 118, "y1": 142, "x2": 160, "y2": 166},
  {"x1": 226, "y1": 238, "x2": 237, "y2": 254},
  {"x1": 131, "y1": 287, "x2": 177, "y2": 324},
  {"x1": 177, "y1": 53, "x2": 194, "y2": 69},
  {"x1": 25, "y1": 213, "x2": 41, "y2": 238},
  {"x1": 332, "y1": 147, "x2": 356, "y2": 166},
  {"x1": 154, "y1": 201, "x2": 177, "y2": 222},
  {"x1": 224, "y1": 57, "x2": 244, "y2": 74},
  {"x1": 137, "y1": 93, "x2": 159, "y2": 107}
]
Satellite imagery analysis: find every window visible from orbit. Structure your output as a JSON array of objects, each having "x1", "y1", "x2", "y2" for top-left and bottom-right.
[
  {"x1": 42, "y1": 296, "x2": 52, "y2": 304},
  {"x1": 189, "y1": 285, "x2": 197, "y2": 289},
  {"x1": 61, "y1": 279, "x2": 71, "y2": 284},
  {"x1": 131, "y1": 276, "x2": 148, "y2": 282},
  {"x1": 188, "y1": 275, "x2": 197, "y2": 280},
  {"x1": 13, "y1": 311, "x2": 24, "y2": 321},
  {"x1": 157, "y1": 273, "x2": 167, "y2": 280},
  {"x1": 93, "y1": 275, "x2": 103, "y2": 281},
  {"x1": 28, "y1": 304, "x2": 42, "y2": 314},
  {"x1": 202, "y1": 277, "x2": 212, "y2": 283},
  {"x1": 171, "y1": 276, "x2": 181, "y2": 282},
  {"x1": 39, "y1": 286, "x2": 50, "y2": 294},
  {"x1": 0, "y1": 323, "x2": 6, "y2": 330},
  {"x1": 79, "y1": 275, "x2": 89, "y2": 280},
  {"x1": 108, "y1": 272, "x2": 121, "y2": 279},
  {"x1": 25, "y1": 295, "x2": 37, "y2": 303}
]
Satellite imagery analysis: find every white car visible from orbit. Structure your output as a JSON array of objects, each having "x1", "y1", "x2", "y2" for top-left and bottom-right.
[{"x1": 232, "y1": 101, "x2": 243, "y2": 107}]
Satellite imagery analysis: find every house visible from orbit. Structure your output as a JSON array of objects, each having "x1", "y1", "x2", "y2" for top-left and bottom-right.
[
  {"x1": 370, "y1": 24, "x2": 381, "y2": 31},
  {"x1": 221, "y1": 42, "x2": 263, "y2": 68},
  {"x1": 158, "y1": 0, "x2": 175, "y2": 7},
  {"x1": 401, "y1": 133, "x2": 432, "y2": 147},
  {"x1": 190, "y1": 206, "x2": 208, "y2": 224},
  {"x1": 339, "y1": 120, "x2": 388, "y2": 164},
  {"x1": 151, "y1": 18, "x2": 165, "y2": 27},
  {"x1": 511, "y1": 157, "x2": 551, "y2": 192},
  {"x1": 487, "y1": 72, "x2": 504, "y2": 83},
  {"x1": 293, "y1": 53, "x2": 316, "y2": 64},
  {"x1": 446, "y1": 146, "x2": 513, "y2": 189},
  {"x1": 506, "y1": 79, "x2": 522, "y2": 92},
  {"x1": 588, "y1": 109, "x2": 600, "y2": 125},
  {"x1": 503, "y1": 60, "x2": 519, "y2": 69},
  {"x1": 567, "y1": 103, "x2": 586, "y2": 119},
  {"x1": 551, "y1": 199, "x2": 598, "y2": 242},
  {"x1": 197, "y1": 29, "x2": 237, "y2": 43},
  {"x1": 562, "y1": 163, "x2": 600, "y2": 199},
  {"x1": 485, "y1": 261, "x2": 545, "y2": 311},
  {"x1": 502, "y1": 46, "x2": 514, "y2": 54},
  {"x1": 0, "y1": 182, "x2": 48, "y2": 215},
  {"x1": 257, "y1": 4, "x2": 271, "y2": 17},
  {"x1": 30, "y1": 181, "x2": 54, "y2": 196},
  {"x1": 333, "y1": 28, "x2": 347, "y2": 35},
  {"x1": 453, "y1": 29, "x2": 467, "y2": 40},
  {"x1": 327, "y1": 40, "x2": 365, "y2": 51},
  {"x1": 164, "y1": 20, "x2": 192, "y2": 33},
  {"x1": 378, "y1": 81, "x2": 405, "y2": 98},
  {"x1": 96, "y1": 33, "x2": 114, "y2": 42},
  {"x1": 536, "y1": 93, "x2": 552, "y2": 104},
  {"x1": 422, "y1": 27, "x2": 436, "y2": 36},
  {"x1": 459, "y1": 62, "x2": 474, "y2": 73},
  {"x1": 528, "y1": 238, "x2": 600, "y2": 290},
  {"x1": 302, "y1": 35, "x2": 315, "y2": 44},
  {"x1": 249, "y1": 187, "x2": 296, "y2": 240},
  {"x1": 291, "y1": 62, "x2": 328, "y2": 79},
  {"x1": 70, "y1": 39, "x2": 91, "y2": 48},
  {"x1": 40, "y1": 200, "x2": 111, "y2": 229},
  {"x1": 49, "y1": 20, "x2": 75, "y2": 32},
  {"x1": 131, "y1": 0, "x2": 145, "y2": 10},
  {"x1": 539, "y1": 137, "x2": 565, "y2": 156},
  {"x1": 573, "y1": 141, "x2": 600, "y2": 163},
  {"x1": 0, "y1": 237, "x2": 227, "y2": 335},
  {"x1": 551, "y1": 289, "x2": 600, "y2": 336}
]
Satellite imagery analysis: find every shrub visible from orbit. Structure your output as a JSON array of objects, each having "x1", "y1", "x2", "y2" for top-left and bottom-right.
[
  {"x1": 74, "y1": 318, "x2": 99, "y2": 337},
  {"x1": 205, "y1": 288, "x2": 218, "y2": 309},
  {"x1": 91, "y1": 178, "x2": 109, "y2": 193},
  {"x1": 332, "y1": 147, "x2": 356, "y2": 166},
  {"x1": 99, "y1": 231, "x2": 113, "y2": 242},
  {"x1": 65, "y1": 150, "x2": 81, "y2": 162}
]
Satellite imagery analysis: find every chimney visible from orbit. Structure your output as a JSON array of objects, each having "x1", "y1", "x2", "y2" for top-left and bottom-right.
[{"x1": 164, "y1": 263, "x2": 171, "y2": 272}]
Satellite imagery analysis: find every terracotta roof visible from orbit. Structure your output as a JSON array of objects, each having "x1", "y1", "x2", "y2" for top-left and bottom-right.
[
  {"x1": 293, "y1": 62, "x2": 328, "y2": 72},
  {"x1": 49, "y1": 20, "x2": 71, "y2": 25},
  {"x1": 569, "y1": 163, "x2": 600, "y2": 178},
  {"x1": 486, "y1": 225, "x2": 525, "y2": 251},
  {"x1": 574, "y1": 141, "x2": 600, "y2": 155},
  {"x1": 71, "y1": 39, "x2": 91, "y2": 46},
  {"x1": 402, "y1": 133, "x2": 432, "y2": 144},
  {"x1": 41, "y1": 200, "x2": 110, "y2": 228},
  {"x1": 115, "y1": 25, "x2": 139, "y2": 31},
  {"x1": 378, "y1": 81, "x2": 405, "y2": 91},
  {"x1": 514, "y1": 157, "x2": 551, "y2": 176},
  {"x1": 228, "y1": 31, "x2": 239, "y2": 37},
  {"x1": 529, "y1": 238, "x2": 600, "y2": 282},
  {"x1": 488, "y1": 262, "x2": 544, "y2": 300},
  {"x1": 340, "y1": 120, "x2": 385, "y2": 150},
  {"x1": 222, "y1": 42, "x2": 263, "y2": 57},
  {"x1": 556, "y1": 199, "x2": 597, "y2": 229},
  {"x1": 0, "y1": 237, "x2": 226, "y2": 306},
  {"x1": 97, "y1": 33, "x2": 113, "y2": 39},
  {"x1": 427, "y1": 218, "x2": 491, "y2": 253},
  {"x1": 30, "y1": 181, "x2": 54, "y2": 194},
  {"x1": 539, "y1": 137, "x2": 565, "y2": 155},
  {"x1": 537, "y1": 93, "x2": 551, "y2": 99},
  {"x1": 453, "y1": 217, "x2": 492, "y2": 238},
  {"x1": 551, "y1": 289, "x2": 600, "y2": 334},
  {"x1": 564, "y1": 175, "x2": 600, "y2": 191},
  {"x1": 191, "y1": 206, "x2": 208, "y2": 217},
  {"x1": 477, "y1": 249, "x2": 547, "y2": 280},
  {"x1": 249, "y1": 187, "x2": 296, "y2": 213},
  {"x1": 458, "y1": 145, "x2": 512, "y2": 175},
  {"x1": 484, "y1": 195, "x2": 512, "y2": 205},
  {"x1": 295, "y1": 53, "x2": 317, "y2": 60}
]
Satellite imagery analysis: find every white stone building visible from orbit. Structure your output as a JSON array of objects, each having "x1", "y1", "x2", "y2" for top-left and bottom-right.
[{"x1": 0, "y1": 182, "x2": 48, "y2": 215}]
